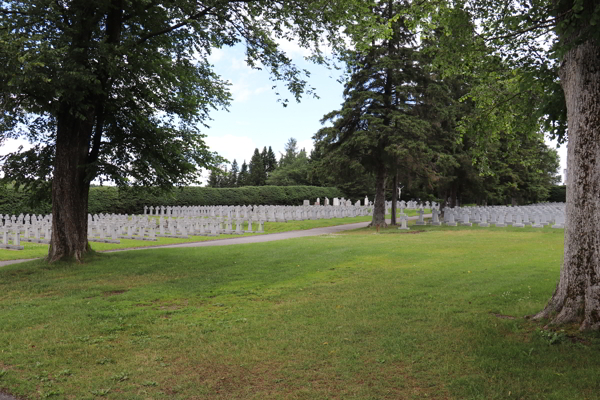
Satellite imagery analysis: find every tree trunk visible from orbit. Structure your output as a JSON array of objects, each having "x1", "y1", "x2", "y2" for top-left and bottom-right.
[
  {"x1": 391, "y1": 170, "x2": 398, "y2": 225},
  {"x1": 48, "y1": 109, "x2": 93, "y2": 263},
  {"x1": 370, "y1": 162, "x2": 387, "y2": 227},
  {"x1": 533, "y1": 39, "x2": 600, "y2": 330}
]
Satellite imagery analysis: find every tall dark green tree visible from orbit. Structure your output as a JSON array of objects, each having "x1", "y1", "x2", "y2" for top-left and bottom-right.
[
  {"x1": 266, "y1": 146, "x2": 278, "y2": 176},
  {"x1": 207, "y1": 166, "x2": 228, "y2": 188},
  {"x1": 279, "y1": 138, "x2": 299, "y2": 168},
  {"x1": 228, "y1": 159, "x2": 239, "y2": 188},
  {"x1": 0, "y1": 0, "x2": 378, "y2": 262},
  {"x1": 248, "y1": 148, "x2": 266, "y2": 186},
  {"x1": 315, "y1": 0, "x2": 430, "y2": 226},
  {"x1": 237, "y1": 161, "x2": 249, "y2": 187}
]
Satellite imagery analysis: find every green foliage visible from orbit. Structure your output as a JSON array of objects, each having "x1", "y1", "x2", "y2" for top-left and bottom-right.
[
  {"x1": 0, "y1": 0, "x2": 377, "y2": 191},
  {"x1": 0, "y1": 185, "x2": 345, "y2": 216},
  {"x1": 267, "y1": 149, "x2": 312, "y2": 186},
  {"x1": 547, "y1": 185, "x2": 567, "y2": 203},
  {"x1": 238, "y1": 161, "x2": 249, "y2": 187},
  {"x1": 248, "y1": 148, "x2": 267, "y2": 186},
  {"x1": 0, "y1": 184, "x2": 52, "y2": 215}
]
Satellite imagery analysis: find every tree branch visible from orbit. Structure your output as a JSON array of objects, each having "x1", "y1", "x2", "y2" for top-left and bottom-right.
[{"x1": 135, "y1": 5, "x2": 215, "y2": 45}]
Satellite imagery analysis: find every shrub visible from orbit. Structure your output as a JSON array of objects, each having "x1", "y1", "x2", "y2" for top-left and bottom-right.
[{"x1": 0, "y1": 185, "x2": 345, "y2": 215}]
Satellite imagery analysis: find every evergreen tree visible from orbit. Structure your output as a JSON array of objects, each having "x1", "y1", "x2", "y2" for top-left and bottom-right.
[
  {"x1": 315, "y1": 0, "x2": 430, "y2": 226},
  {"x1": 266, "y1": 146, "x2": 278, "y2": 175},
  {"x1": 248, "y1": 148, "x2": 267, "y2": 186},
  {"x1": 260, "y1": 147, "x2": 269, "y2": 176},
  {"x1": 228, "y1": 159, "x2": 239, "y2": 188},
  {"x1": 206, "y1": 166, "x2": 228, "y2": 188},
  {"x1": 279, "y1": 138, "x2": 299, "y2": 167},
  {"x1": 238, "y1": 161, "x2": 249, "y2": 187}
]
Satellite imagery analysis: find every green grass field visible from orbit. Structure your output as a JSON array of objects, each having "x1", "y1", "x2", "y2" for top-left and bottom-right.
[{"x1": 3, "y1": 223, "x2": 597, "y2": 400}]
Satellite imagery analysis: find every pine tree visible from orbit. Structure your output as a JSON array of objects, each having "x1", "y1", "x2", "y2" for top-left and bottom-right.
[
  {"x1": 260, "y1": 147, "x2": 269, "y2": 176},
  {"x1": 248, "y1": 148, "x2": 266, "y2": 186},
  {"x1": 315, "y1": 0, "x2": 430, "y2": 226},
  {"x1": 228, "y1": 159, "x2": 239, "y2": 187},
  {"x1": 238, "y1": 161, "x2": 249, "y2": 187},
  {"x1": 266, "y1": 146, "x2": 278, "y2": 175},
  {"x1": 279, "y1": 138, "x2": 299, "y2": 168}
]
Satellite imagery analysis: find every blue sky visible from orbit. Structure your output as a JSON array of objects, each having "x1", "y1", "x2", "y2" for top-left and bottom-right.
[
  {"x1": 202, "y1": 44, "x2": 346, "y2": 169},
  {"x1": 203, "y1": 43, "x2": 567, "y2": 183},
  {"x1": 0, "y1": 41, "x2": 567, "y2": 184}
]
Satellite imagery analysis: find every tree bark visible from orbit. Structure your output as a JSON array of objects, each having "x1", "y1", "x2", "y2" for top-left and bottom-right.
[
  {"x1": 370, "y1": 162, "x2": 387, "y2": 227},
  {"x1": 48, "y1": 108, "x2": 93, "y2": 263},
  {"x1": 533, "y1": 39, "x2": 600, "y2": 330}
]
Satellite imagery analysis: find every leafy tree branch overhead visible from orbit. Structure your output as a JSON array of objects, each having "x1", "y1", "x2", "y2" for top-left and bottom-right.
[{"x1": 0, "y1": 0, "x2": 378, "y2": 262}]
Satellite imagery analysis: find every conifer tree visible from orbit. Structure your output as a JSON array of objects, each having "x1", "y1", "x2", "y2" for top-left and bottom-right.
[
  {"x1": 315, "y1": 0, "x2": 429, "y2": 226},
  {"x1": 266, "y1": 146, "x2": 278, "y2": 175},
  {"x1": 238, "y1": 161, "x2": 249, "y2": 187},
  {"x1": 248, "y1": 148, "x2": 266, "y2": 186},
  {"x1": 228, "y1": 159, "x2": 239, "y2": 187}
]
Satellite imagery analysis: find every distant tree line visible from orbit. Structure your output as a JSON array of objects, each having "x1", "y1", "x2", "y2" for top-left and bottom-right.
[{"x1": 206, "y1": 138, "x2": 349, "y2": 191}]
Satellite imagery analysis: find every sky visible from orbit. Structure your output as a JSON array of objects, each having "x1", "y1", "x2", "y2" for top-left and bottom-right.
[{"x1": 0, "y1": 41, "x2": 568, "y2": 184}]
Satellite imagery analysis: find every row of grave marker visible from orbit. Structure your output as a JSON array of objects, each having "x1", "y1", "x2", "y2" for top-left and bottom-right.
[
  {"x1": 398, "y1": 203, "x2": 566, "y2": 229},
  {"x1": 1, "y1": 202, "x2": 381, "y2": 250}
]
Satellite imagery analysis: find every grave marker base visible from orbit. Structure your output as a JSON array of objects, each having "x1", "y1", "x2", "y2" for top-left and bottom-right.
[{"x1": 0, "y1": 244, "x2": 24, "y2": 250}]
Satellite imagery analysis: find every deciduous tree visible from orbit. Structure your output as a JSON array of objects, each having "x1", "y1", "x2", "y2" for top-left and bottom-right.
[
  {"x1": 0, "y1": 0, "x2": 376, "y2": 262},
  {"x1": 417, "y1": 0, "x2": 599, "y2": 329}
]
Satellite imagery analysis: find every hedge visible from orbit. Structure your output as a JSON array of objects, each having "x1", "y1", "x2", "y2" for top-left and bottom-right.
[
  {"x1": 0, "y1": 185, "x2": 345, "y2": 216},
  {"x1": 547, "y1": 185, "x2": 567, "y2": 203}
]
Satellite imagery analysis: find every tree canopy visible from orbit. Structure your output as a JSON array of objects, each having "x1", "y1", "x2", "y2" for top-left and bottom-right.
[
  {"x1": 411, "y1": 0, "x2": 600, "y2": 330},
  {"x1": 0, "y1": 0, "x2": 378, "y2": 261}
]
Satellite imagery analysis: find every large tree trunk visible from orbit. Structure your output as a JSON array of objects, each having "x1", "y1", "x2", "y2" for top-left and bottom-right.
[
  {"x1": 370, "y1": 162, "x2": 387, "y2": 227},
  {"x1": 48, "y1": 109, "x2": 93, "y2": 263},
  {"x1": 533, "y1": 39, "x2": 600, "y2": 330}
]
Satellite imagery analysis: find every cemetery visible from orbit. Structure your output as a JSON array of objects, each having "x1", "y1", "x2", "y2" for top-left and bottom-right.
[
  {"x1": 2, "y1": 209, "x2": 595, "y2": 400},
  {"x1": 0, "y1": 199, "x2": 566, "y2": 255},
  {"x1": 4, "y1": 0, "x2": 600, "y2": 397}
]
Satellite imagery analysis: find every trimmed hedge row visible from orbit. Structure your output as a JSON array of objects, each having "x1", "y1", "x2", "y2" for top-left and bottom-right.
[
  {"x1": 547, "y1": 185, "x2": 566, "y2": 203},
  {"x1": 0, "y1": 185, "x2": 52, "y2": 216},
  {"x1": 1, "y1": 185, "x2": 345, "y2": 216}
]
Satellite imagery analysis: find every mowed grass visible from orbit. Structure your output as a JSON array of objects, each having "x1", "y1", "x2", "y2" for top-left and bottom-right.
[
  {"x1": 0, "y1": 210, "x2": 429, "y2": 262},
  {"x1": 3, "y1": 224, "x2": 596, "y2": 400}
]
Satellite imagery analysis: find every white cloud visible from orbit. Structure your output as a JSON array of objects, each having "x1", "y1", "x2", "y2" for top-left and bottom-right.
[
  {"x1": 207, "y1": 47, "x2": 225, "y2": 64},
  {"x1": 0, "y1": 138, "x2": 33, "y2": 156},
  {"x1": 296, "y1": 138, "x2": 315, "y2": 155},
  {"x1": 275, "y1": 37, "x2": 313, "y2": 58},
  {"x1": 228, "y1": 79, "x2": 253, "y2": 102},
  {"x1": 204, "y1": 134, "x2": 257, "y2": 165}
]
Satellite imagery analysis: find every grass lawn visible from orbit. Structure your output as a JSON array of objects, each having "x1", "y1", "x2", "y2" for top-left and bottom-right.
[
  {"x1": 0, "y1": 210, "x2": 429, "y2": 262},
  {"x1": 3, "y1": 223, "x2": 593, "y2": 400}
]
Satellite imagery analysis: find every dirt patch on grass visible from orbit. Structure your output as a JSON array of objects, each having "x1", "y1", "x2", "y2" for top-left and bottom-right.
[
  {"x1": 491, "y1": 313, "x2": 516, "y2": 320},
  {"x1": 357, "y1": 359, "x2": 451, "y2": 400},
  {"x1": 158, "y1": 355, "x2": 451, "y2": 400},
  {"x1": 102, "y1": 289, "x2": 127, "y2": 297}
]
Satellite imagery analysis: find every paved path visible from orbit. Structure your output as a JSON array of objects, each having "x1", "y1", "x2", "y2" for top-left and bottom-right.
[{"x1": 0, "y1": 215, "x2": 429, "y2": 400}]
